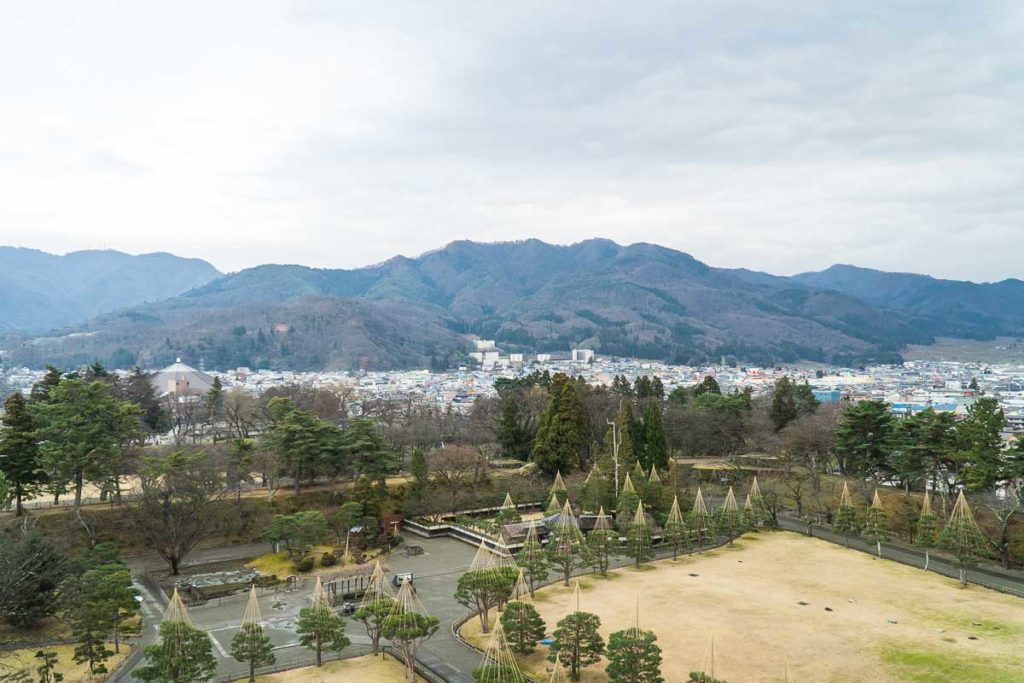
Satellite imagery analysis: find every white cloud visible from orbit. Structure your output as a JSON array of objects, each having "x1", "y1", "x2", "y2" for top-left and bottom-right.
[{"x1": 0, "y1": 1, "x2": 1021, "y2": 281}]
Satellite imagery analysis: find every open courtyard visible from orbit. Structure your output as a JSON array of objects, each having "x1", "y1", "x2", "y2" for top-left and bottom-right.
[{"x1": 462, "y1": 532, "x2": 1024, "y2": 683}]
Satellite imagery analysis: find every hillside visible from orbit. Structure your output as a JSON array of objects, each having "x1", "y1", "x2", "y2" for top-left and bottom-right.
[
  {"x1": 9, "y1": 240, "x2": 931, "y2": 371},
  {"x1": 0, "y1": 248, "x2": 221, "y2": 332},
  {"x1": 793, "y1": 265, "x2": 1024, "y2": 340}
]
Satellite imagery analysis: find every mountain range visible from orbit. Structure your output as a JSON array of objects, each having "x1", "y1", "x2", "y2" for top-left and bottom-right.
[{"x1": 2, "y1": 240, "x2": 1022, "y2": 371}]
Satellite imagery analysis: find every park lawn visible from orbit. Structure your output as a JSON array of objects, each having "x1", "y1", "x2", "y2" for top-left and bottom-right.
[
  {"x1": 462, "y1": 532, "x2": 1024, "y2": 683},
  {"x1": 0, "y1": 617, "x2": 71, "y2": 646},
  {"x1": 255, "y1": 653, "x2": 421, "y2": 682},
  {"x1": 1, "y1": 643, "x2": 128, "y2": 683}
]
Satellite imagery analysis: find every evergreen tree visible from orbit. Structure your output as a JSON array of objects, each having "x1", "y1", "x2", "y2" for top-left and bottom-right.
[
  {"x1": 587, "y1": 508, "x2": 618, "y2": 575},
  {"x1": 533, "y1": 375, "x2": 588, "y2": 475},
  {"x1": 694, "y1": 376, "x2": 721, "y2": 396},
  {"x1": 640, "y1": 403, "x2": 668, "y2": 470},
  {"x1": 473, "y1": 665, "x2": 528, "y2": 683},
  {"x1": 296, "y1": 587, "x2": 350, "y2": 666},
  {"x1": 455, "y1": 567, "x2": 518, "y2": 633},
  {"x1": 715, "y1": 487, "x2": 743, "y2": 546},
  {"x1": 606, "y1": 627, "x2": 663, "y2": 683},
  {"x1": 230, "y1": 623, "x2": 275, "y2": 682},
  {"x1": 625, "y1": 500, "x2": 653, "y2": 567},
  {"x1": 136, "y1": 621, "x2": 218, "y2": 683},
  {"x1": 519, "y1": 525, "x2": 549, "y2": 597},
  {"x1": 549, "y1": 611, "x2": 605, "y2": 681},
  {"x1": 616, "y1": 475, "x2": 641, "y2": 533},
  {"x1": 0, "y1": 532, "x2": 67, "y2": 628},
  {"x1": 662, "y1": 496, "x2": 688, "y2": 560},
  {"x1": 689, "y1": 488, "x2": 715, "y2": 550},
  {"x1": 500, "y1": 600, "x2": 546, "y2": 654},
  {"x1": 0, "y1": 393, "x2": 45, "y2": 516},
  {"x1": 834, "y1": 400, "x2": 894, "y2": 481},
  {"x1": 861, "y1": 490, "x2": 888, "y2": 558},
  {"x1": 939, "y1": 491, "x2": 987, "y2": 586},
  {"x1": 547, "y1": 503, "x2": 589, "y2": 586},
  {"x1": 769, "y1": 376, "x2": 799, "y2": 432},
  {"x1": 833, "y1": 482, "x2": 859, "y2": 547},
  {"x1": 914, "y1": 493, "x2": 939, "y2": 566},
  {"x1": 498, "y1": 394, "x2": 532, "y2": 461}
]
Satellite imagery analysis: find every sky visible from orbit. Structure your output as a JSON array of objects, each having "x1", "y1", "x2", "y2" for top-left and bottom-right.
[{"x1": 0, "y1": 1, "x2": 1021, "y2": 281}]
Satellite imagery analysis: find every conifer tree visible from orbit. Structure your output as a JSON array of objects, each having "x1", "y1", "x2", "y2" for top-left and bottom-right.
[
  {"x1": 862, "y1": 490, "x2": 888, "y2": 558},
  {"x1": 641, "y1": 402, "x2": 668, "y2": 470},
  {"x1": 689, "y1": 488, "x2": 715, "y2": 551},
  {"x1": 136, "y1": 592, "x2": 217, "y2": 683},
  {"x1": 519, "y1": 525, "x2": 549, "y2": 596},
  {"x1": 716, "y1": 487, "x2": 743, "y2": 546},
  {"x1": 230, "y1": 588, "x2": 275, "y2": 682},
  {"x1": 606, "y1": 627, "x2": 664, "y2": 683},
  {"x1": 616, "y1": 473, "x2": 641, "y2": 533},
  {"x1": 549, "y1": 611, "x2": 605, "y2": 681},
  {"x1": 296, "y1": 579, "x2": 349, "y2": 666},
  {"x1": 833, "y1": 482, "x2": 859, "y2": 547},
  {"x1": 500, "y1": 600, "x2": 546, "y2": 654},
  {"x1": 939, "y1": 491, "x2": 987, "y2": 586},
  {"x1": 587, "y1": 507, "x2": 618, "y2": 575},
  {"x1": 663, "y1": 496, "x2": 688, "y2": 559},
  {"x1": 625, "y1": 500, "x2": 653, "y2": 566},
  {"x1": 547, "y1": 502, "x2": 589, "y2": 586},
  {"x1": 533, "y1": 376, "x2": 587, "y2": 475},
  {"x1": 914, "y1": 493, "x2": 939, "y2": 569},
  {"x1": 0, "y1": 393, "x2": 45, "y2": 517}
]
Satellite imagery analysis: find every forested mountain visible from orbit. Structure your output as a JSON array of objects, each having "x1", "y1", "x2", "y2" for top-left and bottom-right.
[
  {"x1": 0, "y1": 248, "x2": 221, "y2": 332},
  {"x1": 9, "y1": 240, "x2": 934, "y2": 371},
  {"x1": 792, "y1": 265, "x2": 1024, "y2": 340}
]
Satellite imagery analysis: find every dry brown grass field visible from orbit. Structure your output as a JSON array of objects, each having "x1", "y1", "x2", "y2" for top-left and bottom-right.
[
  {"x1": 254, "y1": 653, "x2": 420, "y2": 682},
  {"x1": 462, "y1": 532, "x2": 1024, "y2": 682}
]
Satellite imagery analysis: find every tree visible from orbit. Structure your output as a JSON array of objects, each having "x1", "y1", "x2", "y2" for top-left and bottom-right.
[
  {"x1": 547, "y1": 502, "x2": 589, "y2": 586},
  {"x1": 663, "y1": 496, "x2": 688, "y2": 559},
  {"x1": 136, "y1": 619, "x2": 217, "y2": 683},
  {"x1": 354, "y1": 597, "x2": 395, "y2": 655},
  {"x1": 128, "y1": 450, "x2": 225, "y2": 575},
  {"x1": 861, "y1": 490, "x2": 888, "y2": 558},
  {"x1": 406, "y1": 448, "x2": 429, "y2": 506},
  {"x1": 0, "y1": 532, "x2": 67, "y2": 628},
  {"x1": 549, "y1": 611, "x2": 605, "y2": 681},
  {"x1": 500, "y1": 600, "x2": 546, "y2": 654},
  {"x1": 688, "y1": 674, "x2": 726, "y2": 683},
  {"x1": 263, "y1": 397, "x2": 344, "y2": 497},
  {"x1": 833, "y1": 482, "x2": 859, "y2": 547},
  {"x1": 689, "y1": 488, "x2": 715, "y2": 550},
  {"x1": 33, "y1": 651, "x2": 63, "y2": 683},
  {"x1": 296, "y1": 580, "x2": 350, "y2": 666},
  {"x1": 834, "y1": 400, "x2": 894, "y2": 484},
  {"x1": 694, "y1": 376, "x2": 721, "y2": 396},
  {"x1": 0, "y1": 393, "x2": 45, "y2": 516},
  {"x1": 606, "y1": 627, "x2": 663, "y2": 683},
  {"x1": 587, "y1": 508, "x2": 618, "y2": 575},
  {"x1": 519, "y1": 525, "x2": 549, "y2": 596},
  {"x1": 982, "y1": 488, "x2": 1021, "y2": 570},
  {"x1": 625, "y1": 500, "x2": 653, "y2": 567},
  {"x1": 381, "y1": 582, "x2": 440, "y2": 683},
  {"x1": 455, "y1": 567, "x2": 519, "y2": 633},
  {"x1": 914, "y1": 493, "x2": 939, "y2": 549},
  {"x1": 498, "y1": 394, "x2": 533, "y2": 461},
  {"x1": 640, "y1": 403, "x2": 668, "y2": 470},
  {"x1": 533, "y1": 375, "x2": 588, "y2": 475},
  {"x1": 343, "y1": 417, "x2": 397, "y2": 480},
  {"x1": 956, "y1": 398, "x2": 1007, "y2": 490},
  {"x1": 892, "y1": 408, "x2": 956, "y2": 493},
  {"x1": 230, "y1": 589, "x2": 275, "y2": 682},
  {"x1": 939, "y1": 491, "x2": 987, "y2": 586},
  {"x1": 66, "y1": 559, "x2": 138, "y2": 658},
  {"x1": 31, "y1": 378, "x2": 141, "y2": 510},
  {"x1": 716, "y1": 487, "x2": 743, "y2": 545}
]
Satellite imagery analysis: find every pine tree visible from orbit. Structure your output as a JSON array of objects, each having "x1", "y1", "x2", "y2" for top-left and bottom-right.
[
  {"x1": 296, "y1": 579, "x2": 350, "y2": 666},
  {"x1": 862, "y1": 490, "x2": 888, "y2": 558},
  {"x1": 587, "y1": 507, "x2": 618, "y2": 575},
  {"x1": 689, "y1": 488, "x2": 715, "y2": 551},
  {"x1": 716, "y1": 487, "x2": 743, "y2": 546},
  {"x1": 498, "y1": 394, "x2": 532, "y2": 461},
  {"x1": 500, "y1": 600, "x2": 546, "y2": 654},
  {"x1": 0, "y1": 393, "x2": 45, "y2": 516},
  {"x1": 606, "y1": 627, "x2": 664, "y2": 683},
  {"x1": 939, "y1": 491, "x2": 987, "y2": 586},
  {"x1": 663, "y1": 496, "x2": 688, "y2": 559},
  {"x1": 833, "y1": 482, "x2": 859, "y2": 547},
  {"x1": 625, "y1": 500, "x2": 653, "y2": 566},
  {"x1": 136, "y1": 621, "x2": 217, "y2": 683},
  {"x1": 519, "y1": 525, "x2": 549, "y2": 596},
  {"x1": 230, "y1": 588, "x2": 275, "y2": 682},
  {"x1": 547, "y1": 502, "x2": 589, "y2": 586},
  {"x1": 616, "y1": 473, "x2": 641, "y2": 533},
  {"x1": 914, "y1": 493, "x2": 939, "y2": 570},
  {"x1": 549, "y1": 611, "x2": 605, "y2": 681}
]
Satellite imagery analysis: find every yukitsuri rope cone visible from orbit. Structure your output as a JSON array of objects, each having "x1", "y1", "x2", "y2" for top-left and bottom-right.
[
  {"x1": 940, "y1": 490, "x2": 987, "y2": 586},
  {"x1": 718, "y1": 486, "x2": 743, "y2": 545},
  {"x1": 690, "y1": 486, "x2": 714, "y2": 551},
  {"x1": 387, "y1": 577, "x2": 439, "y2": 683},
  {"x1": 701, "y1": 634, "x2": 720, "y2": 681},
  {"x1": 551, "y1": 471, "x2": 567, "y2": 495},
  {"x1": 749, "y1": 476, "x2": 763, "y2": 505},
  {"x1": 648, "y1": 465, "x2": 661, "y2": 484},
  {"x1": 626, "y1": 498, "x2": 652, "y2": 566},
  {"x1": 546, "y1": 492, "x2": 563, "y2": 515},
  {"x1": 588, "y1": 505, "x2": 617, "y2": 575},
  {"x1": 501, "y1": 492, "x2": 515, "y2": 510},
  {"x1": 549, "y1": 500, "x2": 587, "y2": 586},
  {"x1": 548, "y1": 655, "x2": 569, "y2": 683},
  {"x1": 474, "y1": 618, "x2": 527, "y2": 683},
  {"x1": 621, "y1": 471, "x2": 636, "y2": 494},
  {"x1": 663, "y1": 495, "x2": 687, "y2": 559},
  {"x1": 509, "y1": 569, "x2": 531, "y2": 603},
  {"x1": 359, "y1": 559, "x2": 395, "y2": 608}
]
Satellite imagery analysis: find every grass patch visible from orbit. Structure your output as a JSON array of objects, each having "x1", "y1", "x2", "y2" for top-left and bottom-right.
[
  {"x1": 3, "y1": 643, "x2": 128, "y2": 683},
  {"x1": 881, "y1": 647, "x2": 1024, "y2": 683},
  {"x1": 247, "y1": 551, "x2": 296, "y2": 578},
  {"x1": 0, "y1": 618, "x2": 71, "y2": 646}
]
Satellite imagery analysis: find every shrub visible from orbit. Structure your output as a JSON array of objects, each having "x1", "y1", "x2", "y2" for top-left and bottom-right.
[
  {"x1": 320, "y1": 552, "x2": 337, "y2": 567},
  {"x1": 295, "y1": 556, "x2": 315, "y2": 573}
]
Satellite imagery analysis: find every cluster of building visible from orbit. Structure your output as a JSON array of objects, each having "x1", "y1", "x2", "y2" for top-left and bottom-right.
[{"x1": 4, "y1": 342, "x2": 1024, "y2": 434}]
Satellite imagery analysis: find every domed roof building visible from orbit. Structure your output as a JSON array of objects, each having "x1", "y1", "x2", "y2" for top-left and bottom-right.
[{"x1": 150, "y1": 358, "x2": 215, "y2": 397}]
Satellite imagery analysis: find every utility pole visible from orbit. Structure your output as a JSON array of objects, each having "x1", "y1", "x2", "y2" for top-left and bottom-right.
[{"x1": 606, "y1": 415, "x2": 622, "y2": 497}]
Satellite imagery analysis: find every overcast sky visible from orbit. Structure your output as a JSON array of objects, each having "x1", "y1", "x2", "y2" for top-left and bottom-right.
[{"x1": 1, "y1": 2, "x2": 1021, "y2": 280}]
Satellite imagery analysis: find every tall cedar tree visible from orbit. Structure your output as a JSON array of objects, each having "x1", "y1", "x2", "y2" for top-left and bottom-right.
[
  {"x1": 500, "y1": 600, "x2": 547, "y2": 654},
  {"x1": 549, "y1": 611, "x2": 605, "y2": 681},
  {"x1": 605, "y1": 627, "x2": 664, "y2": 683},
  {"x1": 498, "y1": 393, "x2": 533, "y2": 461},
  {"x1": 0, "y1": 532, "x2": 67, "y2": 628},
  {"x1": 136, "y1": 621, "x2": 218, "y2": 683},
  {"x1": 533, "y1": 375, "x2": 588, "y2": 475},
  {"x1": 0, "y1": 393, "x2": 45, "y2": 516},
  {"x1": 230, "y1": 623, "x2": 276, "y2": 682},
  {"x1": 641, "y1": 402, "x2": 668, "y2": 470}
]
